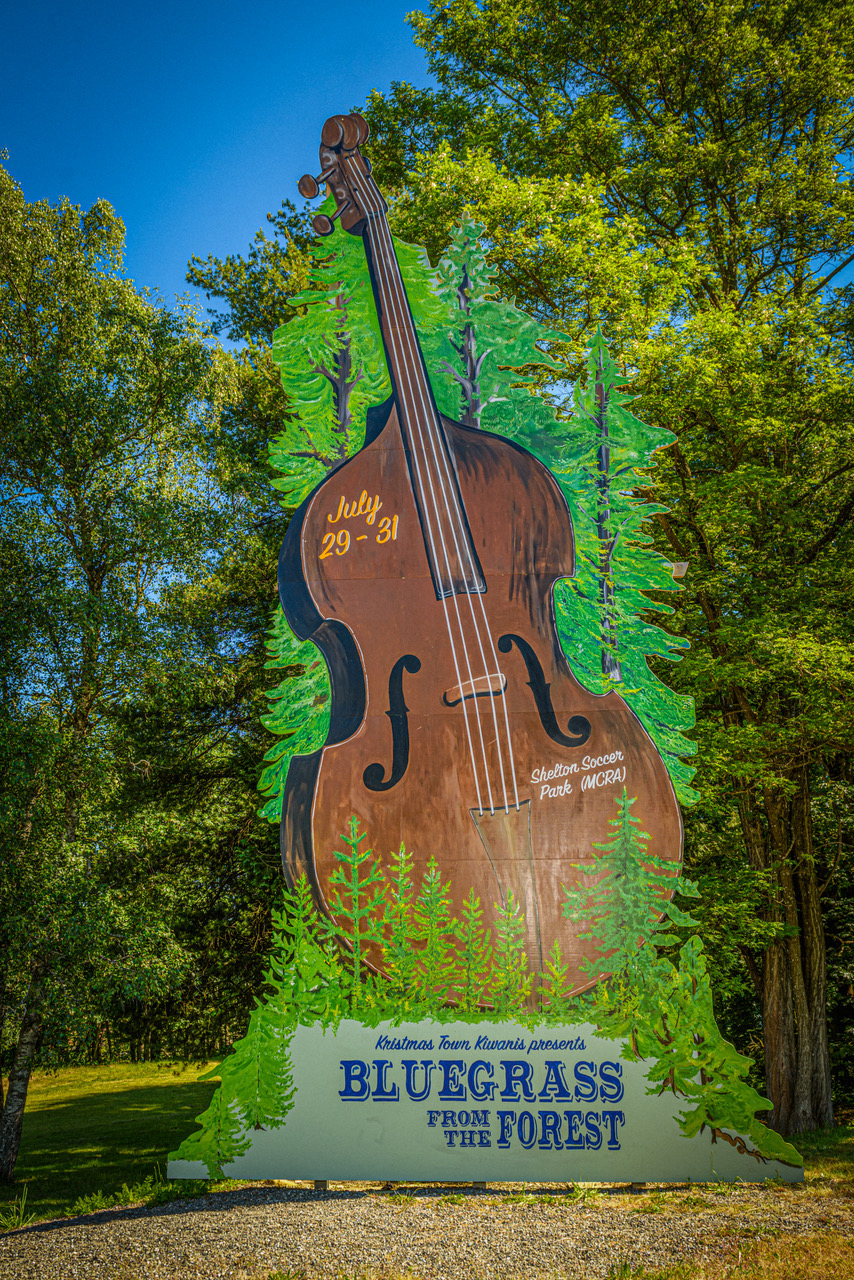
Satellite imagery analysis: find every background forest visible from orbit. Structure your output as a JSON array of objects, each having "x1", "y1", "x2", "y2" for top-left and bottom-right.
[{"x1": 2, "y1": 0, "x2": 853, "y2": 1177}]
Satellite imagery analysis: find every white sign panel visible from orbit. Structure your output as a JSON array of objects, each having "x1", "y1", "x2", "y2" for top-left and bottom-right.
[{"x1": 168, "y1": 1020, "x2": 802, "y2": 1184}]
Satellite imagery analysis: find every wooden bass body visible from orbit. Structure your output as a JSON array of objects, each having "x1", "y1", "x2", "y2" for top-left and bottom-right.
[{"x1": 279, "y1": 397, "x2": 682, "y2": 992}]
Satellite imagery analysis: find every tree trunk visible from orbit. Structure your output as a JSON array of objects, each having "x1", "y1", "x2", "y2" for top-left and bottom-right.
[
  {"x1": 755, "y1": 775, "x2": 834, "y2": 1136},
  {"x1": 0, "y1": 973, "x2": 44, "y2": 1183},
  {"x1": 441, "y1": 265, "x2": 486, "y2": 429},
  {"x1": 594, "y1": 360, "x2": 621, "y2": 682},
  {"x1": 762, "y1": 935, "x2": 796, "y2": 1132}
]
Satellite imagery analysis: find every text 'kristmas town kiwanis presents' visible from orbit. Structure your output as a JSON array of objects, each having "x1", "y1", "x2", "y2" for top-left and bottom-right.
[{"x1": 168, "y1": 112, "x2": 803, "y2": 1185}]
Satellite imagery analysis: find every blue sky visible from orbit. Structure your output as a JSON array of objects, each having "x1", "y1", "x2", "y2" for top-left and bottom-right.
[{"x1": 2, "y1": 0, "x2": 431, "y2": 309}]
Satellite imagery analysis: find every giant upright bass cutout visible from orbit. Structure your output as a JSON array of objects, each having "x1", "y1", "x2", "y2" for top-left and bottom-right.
[{"x1": 278, "y1": 112, "x2": 683, "y2": 991}]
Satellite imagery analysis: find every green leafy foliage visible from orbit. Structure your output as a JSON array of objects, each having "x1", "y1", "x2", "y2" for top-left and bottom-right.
[
  {"x1": 593, "y1": 936, "x2": 802, "y2": 1168},
  {"x1": 0, "y1": 161, "x2": 271, "y2": 1180},
  {"x1": 428, "y1": 217, "x2": 570, "y2": 458},
  {"x1": 170, "y1": 1080, "x2": 252, "y2": 1179}
]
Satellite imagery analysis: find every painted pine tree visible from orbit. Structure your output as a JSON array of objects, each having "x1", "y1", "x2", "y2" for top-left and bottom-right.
[
  {"x1": 169, "y1": 906, "x2": 300, "y2": 1175},
  {"x1": 411, "y1": 857, "x2": 459, "y2": 1007},
  {"x1": 563, "y1": 790, "x2": 800, "y2": 1167},
  {"x1": 429, "y1": 218, "x2": 572, "y2": 466},
  {"x1": 382, "y1": 843, "x2": 422, "y2": 1013},
  {"x1": 257, "y1": 610, "x2": 330, "y2": 823},
  {"x1": 562, "y1": 787, "x2": 700, "y2": 981},
  {"x1": 491, "y1": 893, "x2": 533, "y2": 1015},
  {"x1": 324, "y1": 817, "x2": 387, "y2": 1001},
  {"x1": 552, "y1": 332, "x2": 698, "y2": 803},
  {"x1": 453, "y1": 890, "x2": 494, "y2": 1015}
]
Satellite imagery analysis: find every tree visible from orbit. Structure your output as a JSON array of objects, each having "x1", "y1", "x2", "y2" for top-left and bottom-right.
[
  {"x1": 0, "y1": 163, "x2": 223, "y2": 1179},
  {"x1": 361, "y1": 0, "x2": 854, "y2": 1134}
]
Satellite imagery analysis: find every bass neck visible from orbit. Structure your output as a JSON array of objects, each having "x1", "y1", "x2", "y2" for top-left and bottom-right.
[{"x1": 341, "y1": 153, "x2": 485, "y2": 601}]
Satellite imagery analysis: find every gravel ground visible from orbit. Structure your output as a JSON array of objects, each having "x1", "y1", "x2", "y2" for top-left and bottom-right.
[{"x1": 1, "y1": 1182, "x2": 852, "y2": 1280}]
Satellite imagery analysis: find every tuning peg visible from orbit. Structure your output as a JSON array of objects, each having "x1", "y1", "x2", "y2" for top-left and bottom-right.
[
  {"x1": 298, "y1": 167, "x2": 335, "y2": 200},
  {"x1": 312, "y1": 201, "x2": 350, "y2": 236}
]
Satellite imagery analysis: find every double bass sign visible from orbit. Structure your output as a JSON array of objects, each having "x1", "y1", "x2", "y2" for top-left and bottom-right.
[{"x1": 278, "y1": 113, "x2": 683, "y2": 992}]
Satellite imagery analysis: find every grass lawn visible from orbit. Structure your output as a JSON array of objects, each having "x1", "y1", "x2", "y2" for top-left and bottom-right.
[{"x1": 0, "y1": 1061, "x2": 218, "y2": 1223}]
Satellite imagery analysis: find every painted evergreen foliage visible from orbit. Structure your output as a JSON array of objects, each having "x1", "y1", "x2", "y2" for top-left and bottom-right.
[
  {"x1": 561, "y1": 787, "x2": 700, "y2": 980},
  {"x1": 553, "y1": 332, "x2": 698, "y2": 804},
  {"x1": 429, "y1": 218, "x2": 571, "y2": 462},
  {"x1": 561, "y1": 790, "x2": 800, "y2": 1168},
  {"x1": 324, "y1": 817, "x2": 387, "y2": 997},
  {"x1": 171, "y1": 922, "x2": 298, "y2": 1175},
  {"x1": 257, "y1": 608, "x2": 330, "y2": 823},
  {"x1": 171, "y1": 809, "x2": 801, "y2": 1174},
  {"x1": 260, "y1": 218, "x2": 696, "y2": 822}
]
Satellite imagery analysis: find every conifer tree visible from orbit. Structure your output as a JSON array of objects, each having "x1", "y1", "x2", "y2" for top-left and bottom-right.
[
  {"x1": 562, "y1": 787, "x2": 699, "y2": 980},
  {"x1": 275, "y1": 877, "x2": 347, "y2": 1027},
  {"x1": 491, "y1": 892, "x2": 532, "y2": 1015},
  {"x1": 412, "y1": 857, "x2": 458, "y2": 1008},
  {"x1": 553, "y1": 334, "x2": 698, "y2": 802},
  {"x1": 169, "y1": 893, "x2": 304, "y2": 1175},
  {"x1": 564, "y1": 790, "x2": 801, "y2": 1166},
  {"x1": 170, "y1": 1084, "x2": 252, "y2": 1179},
  {"x1": 325, "y1": 817, "x2": 387, "y2": 1001},
  {"x1": 382, "y1": 843, "x2": 422, "y2": 1011},
  {"x1": 430, "y1": 218, "x2": 571, "y2": 465},
  {"x1": 257, "y1": 611, "x2": 330, "y2": 822},
  {"x1": 536, "y1": 940, "x2": 577, "y2": 1018},
  {"x1": 453, "y1": 890, "x2": 493, "y2": 1014}
]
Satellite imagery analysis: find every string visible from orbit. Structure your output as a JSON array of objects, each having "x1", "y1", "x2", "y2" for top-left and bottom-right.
[
  {"x1": 341, "y1": 158, "x2": 490, "y2": 812},
  {"x1": 371, "y1": 212, "x2": 521, "y2": 814},
  {"x1": 371, "y1": 215, "x2": 517, "y2": 814},
  {"x1": 345, "y1": 155, "x2": 520, "y2": 814},
  {"x1": 348, "y1": 155, "x2": 520, "y2": 816}
]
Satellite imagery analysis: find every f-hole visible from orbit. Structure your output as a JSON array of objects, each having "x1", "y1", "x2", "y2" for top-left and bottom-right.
[
  {"x1": 498, "y1": 634, "x2": 591, "y2": 748},
  {"x1": 363, "y1": 654, "x2": 422, "y2": 792}
]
